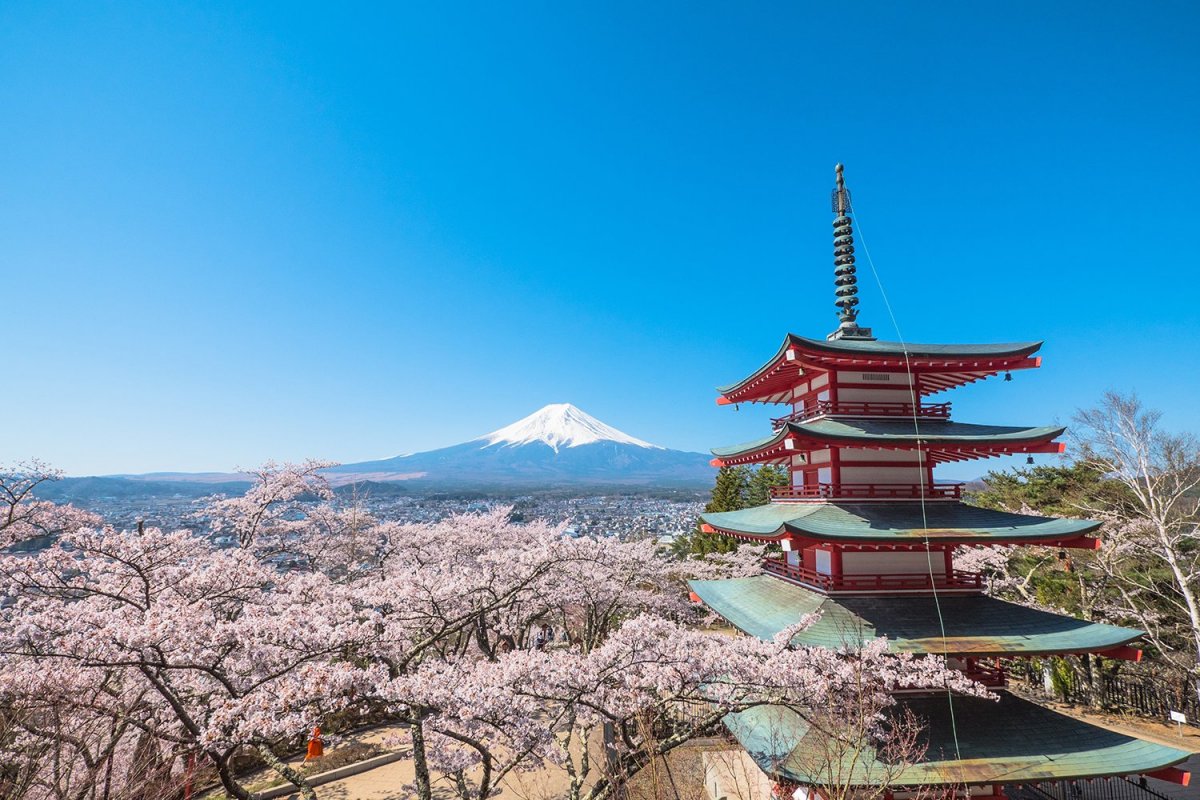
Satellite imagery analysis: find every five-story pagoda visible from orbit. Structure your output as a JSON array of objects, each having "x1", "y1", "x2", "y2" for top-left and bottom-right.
[{"x1": 689, "y1": 165, "x2": 1191, "y2": 799}]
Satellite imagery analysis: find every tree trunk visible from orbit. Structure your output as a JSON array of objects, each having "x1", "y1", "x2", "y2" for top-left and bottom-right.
[
  {"x1": 410, "y1": 717, "x2": 434, "y2": 800},
  {"x1": 1155, "y1": 525, "x2": 1200, "y2": 702},
  {"x1": 210, "y1": 752, "x2": 253, "y2": 800},
  {"x1": 255, "y1": 743, "x2": 316, "y2": 800},
  {"x1": 474, "y1": 612, "x2": 495, "y2": 660}
]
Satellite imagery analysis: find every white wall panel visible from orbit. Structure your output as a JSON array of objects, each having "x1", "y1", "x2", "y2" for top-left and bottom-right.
[
  {"x1": 843, "y1": 551, "x2": 945, "y2": 576},
  {"x1": 841, "y1": 466, "x2": 927, "y2": 484}
]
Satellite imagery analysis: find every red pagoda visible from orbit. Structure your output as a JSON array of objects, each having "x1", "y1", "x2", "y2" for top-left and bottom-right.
[{"x1": 689, "y1": 165, "x2": 1192, "y2": 798}]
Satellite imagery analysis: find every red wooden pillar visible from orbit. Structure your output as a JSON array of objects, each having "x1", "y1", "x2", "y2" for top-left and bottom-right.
[{"x1": 184, "y1": 753, "x2": 196, "y2": 800}]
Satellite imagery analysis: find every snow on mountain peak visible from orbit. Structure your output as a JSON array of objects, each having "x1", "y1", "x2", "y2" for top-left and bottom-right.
[{"x1": 476, "y1": 403, "x2": 663, "y2": 452}]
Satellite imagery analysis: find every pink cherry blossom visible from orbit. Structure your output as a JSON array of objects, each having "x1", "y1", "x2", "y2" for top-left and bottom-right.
[{"x1": 0, "y1": 460, "x2": 990, "y2": 800}]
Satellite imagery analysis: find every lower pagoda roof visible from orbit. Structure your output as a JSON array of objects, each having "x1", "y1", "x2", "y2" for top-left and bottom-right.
[
  {"x1": 711, "y1": 419, "x2": 1066, "y2": 466},
  {"x1": 688, "y1": 576, "x2": 1142, "y2": 656},
  {"x1": 700, "y1": 501, "x2": 1100, "y2": 544},
  {"x1": 724, "y1": 691, "x2": 1191, "y2": 787}
]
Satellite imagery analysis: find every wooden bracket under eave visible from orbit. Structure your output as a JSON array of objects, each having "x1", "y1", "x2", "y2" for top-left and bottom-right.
[
  {"x1": 1146, "y1": 768, "x2": 1190, "y2": 786},
  {"x1": 1054, "y1": 536, "x2": 1102, "y2": 550},
  {"x1": 1097, "y1": 645, "x2": 1143, "y2": 662}
]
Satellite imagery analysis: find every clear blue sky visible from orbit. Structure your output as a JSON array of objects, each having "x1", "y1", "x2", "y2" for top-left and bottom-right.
[{"x1": 3, "y1": 2, "x2": 1197, "y2": 478}]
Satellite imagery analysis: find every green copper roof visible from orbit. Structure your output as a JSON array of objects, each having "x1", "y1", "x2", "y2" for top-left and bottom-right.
[
  {"x1": 711, "y1": 420, "x2": 1065, "y2": 458},
  {"x1": 688, "y1": 576, "x2": 1142, "y2": 656},
  {"x1": 786, "y1": 334, "x2": 1043, "y2": 359},
  {"x1": 724, "y1": 691, "x2": 1190, "y2": 787},
  {"x1": 716, "y1": 334, "x2": 1043, "y2": 395},
  {"x1": 700, "y1": 501, "x2": 1100, "y2": 542}
]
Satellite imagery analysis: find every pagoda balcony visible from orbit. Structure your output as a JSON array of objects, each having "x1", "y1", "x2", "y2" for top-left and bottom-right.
[
  {"x1": 959, "y1": 659, "x2": 1008, "y2": 688},
  {"x1": 769, "y1": 482, "x2": 963, "y2": 502},
  {"x1": 771, "y1": 400, "x2": 951, "y2": 429},
  {"x1": 762, "y1": 557, "x2": 984, "y2": 594}
]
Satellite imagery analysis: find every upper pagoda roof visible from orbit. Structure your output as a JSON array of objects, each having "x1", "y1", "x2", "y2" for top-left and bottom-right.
[
  {"x1": 688, "y1": 576, "x2": 1141, "y2": 656},
  {"x1": 783, "y1": 333, "x2": 1042, "y2": 361},
  {"x1": 711, "y1": 419, "x2": 1066, "y2": 466},
  {"x1": 700, "y1": 500, "x2": 1099, "y2": 544},
  {"x1": 717, "y1": 334, "x2": 1044, "y2": 404},
  {"x1": 725, "y1": 691, "x2": 1190, "y2": 787}
]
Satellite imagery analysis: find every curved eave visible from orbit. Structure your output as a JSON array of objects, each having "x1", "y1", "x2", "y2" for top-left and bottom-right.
[
  {"x1": 785, "y1": 419, "x2": 1067, "y2": 447},
  {"x1": 715, "y1": 335, "x2": 1044, "y2": 405},
  {"x1": 715, "y1": 336, "x2": 804, "y2": 404},
  {"x1": 726, "y1": 692, "x2": 1191, "y2": 788},
  {"x1": 705, "y1": 424, "x2": 792, "y2": 462},
  {"x1": 688, "y1": 576, "x2": 1143, "y2": 657},
  {"x1": 700, "y1": 501, "x2": 1102, "y2": 544},
  {"x1": 700, "y1": 502, "x2": 811, "y2": 538},
  {"x1": 710, "y1": 421, "x2": 1067, "y2": 467}
]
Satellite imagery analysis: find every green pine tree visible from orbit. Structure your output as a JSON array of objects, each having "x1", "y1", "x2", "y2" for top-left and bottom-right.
[
  {"x1": 746, "y1": 464, "x2": 789, "y2": 507},
  {"x1": 674, "y1": 466, "x2": 751, "y2": 556},
  {"x1": 706, "y1": 466, "x2": 751, "y2": 514},
  {"x1": 676, "y1": 465, "x2": 793, "y2": 557}
]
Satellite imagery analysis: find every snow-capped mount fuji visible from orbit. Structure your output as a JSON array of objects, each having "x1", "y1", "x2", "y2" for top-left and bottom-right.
[
  {"x1": 476, "y1": 403, "x2": 662, "y2": 452},
  {"x1": 328, "y1": 404, "x2": 711, "y2": 488}
]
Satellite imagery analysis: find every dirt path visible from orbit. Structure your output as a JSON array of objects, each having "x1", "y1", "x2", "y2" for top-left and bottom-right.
[{"x1": 221, "y1": 722, "x2": 591, "y2": 800}]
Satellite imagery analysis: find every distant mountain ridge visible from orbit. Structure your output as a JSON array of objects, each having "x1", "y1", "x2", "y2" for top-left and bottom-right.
[
  {"x1": 35, "y1": 476, "x2": 252, "y2": 503},
  {"x1": 43, "y1": 404, "x2": 715, "y2": 504}
]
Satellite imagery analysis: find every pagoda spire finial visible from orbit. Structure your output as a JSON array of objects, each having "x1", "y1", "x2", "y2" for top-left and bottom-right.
[{"x1": 827, "y1": 163, "x2": 874, "y2": 341}]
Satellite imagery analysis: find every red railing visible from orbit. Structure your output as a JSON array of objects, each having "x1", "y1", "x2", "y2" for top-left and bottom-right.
[
  {"x1": 769, "y1": 483, "x2": 962, "y2": 501},
  {"x1": 772, "y1": 400, "x2": 951, "y2": 428},
  {"x1": 961, "y1": 660, "x2": 1007, "y2": 687},
  {"x1": 763, "y1": 558, "x2": 983, "y2": 593}
]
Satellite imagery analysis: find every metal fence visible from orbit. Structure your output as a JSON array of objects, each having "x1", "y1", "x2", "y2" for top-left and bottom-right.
[
  {"x1": 1007, "y1": 660, "x2": 1200, "y2": 726},
  {"x1": 1006, "y1": 776, "x2": 1179, "y2": 800}
]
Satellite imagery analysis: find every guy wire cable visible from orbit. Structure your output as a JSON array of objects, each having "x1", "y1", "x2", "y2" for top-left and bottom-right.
[{"x1": 848, "y1": 199, "x2": 964, "y2": 763}]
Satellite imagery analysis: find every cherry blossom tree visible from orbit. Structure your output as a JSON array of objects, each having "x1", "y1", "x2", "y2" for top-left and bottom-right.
[
  {"x1": 356, "y1": 509, "x2": 599, "y2": 797},
  {"x1": 360, "y1": 510, "x2": 980, "y2": 800},
  {"x1": 206, "y1": 459, "x2": 336, "y2": 550},
  {"x1": 0, "y1": 460, "x2": 99, "y2": 548},
  {"x1": 0, "y1": 664, "x2": 178, "y2": 800},
  {"x1": 0, "y1": 524, "x2": 383, "y2": 800},
  {"x1": 1, "y1": 460, "x2": 987, "y2": 800},
  {"x1": 389, "y1": 617, "x2": 986, "y2": 800}
]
